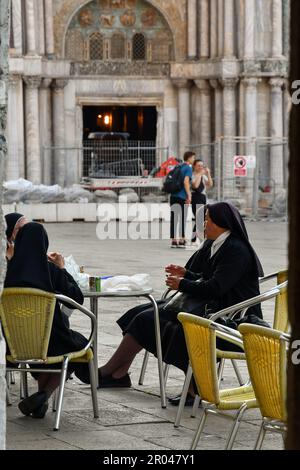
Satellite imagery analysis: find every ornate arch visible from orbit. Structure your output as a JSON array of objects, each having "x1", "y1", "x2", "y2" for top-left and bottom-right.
[{"x1": 53, "y1": 0, "x2": 186, "y2": 60}]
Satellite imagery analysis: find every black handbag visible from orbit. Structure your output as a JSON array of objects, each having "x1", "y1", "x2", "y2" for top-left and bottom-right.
[{"x1": 162, "y1": 291, "x2": 209, "y2": 318}]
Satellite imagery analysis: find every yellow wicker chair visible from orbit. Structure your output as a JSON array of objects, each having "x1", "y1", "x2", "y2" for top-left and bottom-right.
[
  {"x1": 0, "y1": 288, "x2": 99, "y2": 431},
  {"x1": 178, "y1": 313, "x2": 258, "y2": 450},
  {"x1": 238, "y1": 324, "x2": 288, "y2": 450},
  {"x1": 174, "y1": 281, "x2": 287, "y2": 427}
]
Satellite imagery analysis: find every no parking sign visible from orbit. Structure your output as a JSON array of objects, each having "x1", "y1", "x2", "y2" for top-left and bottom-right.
[{"x1": 234, "y1": 156, "x2": 247, "y2": 177}]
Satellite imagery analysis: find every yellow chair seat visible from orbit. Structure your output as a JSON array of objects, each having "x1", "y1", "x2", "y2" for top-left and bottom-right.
[
  {"x1": 219, "y1": 385, "x2": 257, "y2": 410},
  {"x1": 7, "y1": 348, "x2": 94, "y2": 366}
]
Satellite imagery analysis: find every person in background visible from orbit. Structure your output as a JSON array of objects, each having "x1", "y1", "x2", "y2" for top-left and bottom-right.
[
  {"x1": 191, "y1": 160, "x2": 213, "y2": 245},
  {"x1": 170, "y1": 151, "x2": 195, "y2": 248}
]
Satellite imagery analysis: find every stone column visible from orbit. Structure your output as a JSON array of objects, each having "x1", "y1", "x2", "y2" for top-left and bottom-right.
[
  {"x1": 25, "y1": 0, "x2": 37, "y2": 55},
  {"x1": 187, "y1": 0, "x2": 197, "y2": 59},
  {"x1": 52, "y1": 79, "x2": 68, "y2": 187},
  {"x1": 244, "y1": 78, "x2": 258, "y2": 139},
  {"x1": 23, "y1": 76, "x2": 42, "y2": 183},
  {"x1": 272, "y1": 0, "x2": 283, "y2": 58},
  {"x1": 44, "y1": 0, "x2": 55, "y2": 56},
  {"x1": 217, "y1": 0, "x2": 224, "y2": 57},
  {"x1": 7, "y1": 74, "x2": 25, "y2": 180},
  {"x1": 223, "y1": 0, "x2": 235, "y2": 57},
  {"x1": 210, "y1": 0, "x2": 218, "y2": 58},
  {"x1": 39, "y1": 79, "x2": 52, "y2": 185},
  {"x1": 244, "y1": 0, "x2": 255, "y2": 58},
  {"x1": 195, "y1": 79, "x2": 212, "y2": 166},
  {"x1": 210, "y1": 79, "x2": 223, "y2": 139},
  {"x1": 221, "y1": 78, "x2": 238, "y2": 193},
  {"x1": 173, "y1": 79, "x2": 191, "y2": 158},
  {"x1": 11, "y1": 0, "x2": 23, "y2": 55},
  {"x1": 36, "y1": 0, "x2": 45, "y2": 56},
  {"x1": 198, "y1": 0, "x2": 210, "y2": 58},
  {"x1": 270, "y1": 78, "x2": 284, "y2": 187}
]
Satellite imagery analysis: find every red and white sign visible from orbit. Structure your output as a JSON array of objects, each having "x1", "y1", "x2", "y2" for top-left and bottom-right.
[{"x1": 234, "y1": 156, "x2": 247, "y2": 177}]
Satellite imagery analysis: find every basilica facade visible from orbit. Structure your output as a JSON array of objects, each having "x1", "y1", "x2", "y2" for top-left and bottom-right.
[{"x1": 7, "y1": 0, "x2": 290, "y2": 192}]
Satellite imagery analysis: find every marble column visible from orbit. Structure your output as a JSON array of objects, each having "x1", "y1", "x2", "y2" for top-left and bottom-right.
[
  {"x1": 244, "y1": 0, "x2": 255, "y2": 59},
  {"x1": 244, "y1": 78, "x2": 258, "y2": 138},
  {"x1": 221, "y1": 78, "x2": 238, "y2": 194},
  {"x1": 7, "y1": 75, "x2": 25, "y2": 180},
  {"x1": 23, "y1": 76, "x2": 42, "y2": 183},
  {"x1": 195, "y1": 79, "x2": 212, "y2": 166},
  {"x1": 11, "y1": 0, "x2": 23, "y2": 55},
  {"x1": 187, "y1": 0, "x2": 197, "y2": 59},
  {"x1": 270, "y1": 78, "x2": 284, "y2": 187},
  {"x1": 44, "y1": 0, "x2": 55, "y2": 56},
  {"x1": 36, "y1": 0, "x2": 45, "y2": 56},
  {"x1": 210, "y1": 0, "x2": 218, "y2": 58},
  {"x1": 25, "y1": 0, "x2": 37, "y2": 55},
  {"x1": 198, "y1": 0, "x2": 210, "y2": 58},
  {"x1": 210, "y1": 79, "x2": 223, "y2": 139},
  {"x1": 272, "y1": 0, "x2": 283, "y2": 58},
  {"x1": 173, "y1": 79, "x2": 191, "y2": 158},
  {"x1": 52, "y1": 79, "x2": 68, "y2": 187},
  {"x1": 39, "y1": 79, "x2": 52, "y2": 185},
  {"x1": 223, "y1": 0, "x2": 235, "y2": 57},
  {"x1": 217, "y1": 0, "x2": 224, "y2": 57}
]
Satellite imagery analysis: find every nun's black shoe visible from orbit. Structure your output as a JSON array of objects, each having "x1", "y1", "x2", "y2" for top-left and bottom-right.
[
  {"x1": 18, "y1": 391, "x2": 48, "y2": 416},
  {"x1": 31, "y1": 401, "x2": 49, "y2": 419},
  {"x1": 168, "y1": 393, "x2": 198, "y2": 407},
  {"x1": 98, "y1": 373, "x2": 132, "y2": 388}
]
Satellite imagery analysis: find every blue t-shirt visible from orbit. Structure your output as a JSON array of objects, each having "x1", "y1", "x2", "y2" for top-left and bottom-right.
[{"x1": 173, "y1": 164, "x2": 193, "y2": 200}]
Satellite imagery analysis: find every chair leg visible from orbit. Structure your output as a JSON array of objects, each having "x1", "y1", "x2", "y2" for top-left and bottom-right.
[
  {"x1": 225, "y1": 403, "x2": 248, "y2": 450},
  {"x1": 88, "y1": 360, "x2": 99, "y2": 418},
  {"x1": 174, "y1": 364, "x2": 193, "y2": 428},
  {"x1": 53, "y1": 357, "x2": 69, "y2": 431},
  {"x1": 10, "y1": 371, "x2": 15, "y2": 385},
  {"x1": 191, "y1": 395, "x2": 201, "y2": 418},
  {"x1": 164, "y1": 364, "x2": 170, "y2": 386},
  {"x1": 254, "y1": 421, "x2": 267, "y2": 450},
  {"x1": 231, "y1": 360, "x2": 244, "y2": 386},
  {"x1": 20, "y1": 366, "x2": 29, "y2": 399},
  {"x1": 190, "y1": 408, "x2": 208, "y2": 450},
  {"x1": 6, "y1": 384, "x2": 12, "y2": 406},
  {"x1": 217, "y1": 359, "x2": 225, "y2": 385},
  {"x1": 139, "y1": 350, "x2": 149, "y2": 385},
  {"x1": 52, "y1": 390, "x2": 57, "y2": 412}
]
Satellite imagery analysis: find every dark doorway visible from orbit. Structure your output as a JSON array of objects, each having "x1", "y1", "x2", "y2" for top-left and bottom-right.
[{"x1": 83, "y1": 105, "x2": 157, "y2": 141}]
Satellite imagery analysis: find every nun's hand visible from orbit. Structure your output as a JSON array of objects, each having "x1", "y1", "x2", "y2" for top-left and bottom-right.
[
  {"x1": 165, "y1": 265, "x2": 186, "y2": 277},
  {"x1": 48, "y1": 252, "x2": 65, "y2": 269},
  {"x1": 166, "y1": 275, "x2": 183, "y2": 290}
]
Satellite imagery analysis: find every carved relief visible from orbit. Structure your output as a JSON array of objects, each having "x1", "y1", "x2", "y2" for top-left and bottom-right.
[
  {"x1": 78, "y1": 9, "x2": 93, "y2": 27},
  {"x1": 120, "y1": 10, "x2": 136, "y2": 27},
  {"x1": 141, "y1": 9, "x2": 157, "y2": 27},
  {"x1": 126, "y1": 0, "x2": 136, "y2": 8},
  {"x1": 100, "y1": 14, "x2": 116, "y2": 27},
  {"x1": 111, "y1": 0, "x2": 125, "y2": 8},
  {"x1": 70, "y1": 61, "x2": 170, "y2": 77}
]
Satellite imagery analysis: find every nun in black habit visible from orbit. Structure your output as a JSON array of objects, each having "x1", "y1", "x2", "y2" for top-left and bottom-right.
[
  {"x1": 98, "y1": 202, "x2": 266, "y2": 391},
  {"x1": 5, "y1": 222, "x2": 92, "y2": 417}
]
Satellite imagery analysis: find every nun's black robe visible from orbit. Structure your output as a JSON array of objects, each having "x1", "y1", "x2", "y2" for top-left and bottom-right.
[{"x1": 118, "y1": 235, "x2": 263, "y2": 372}]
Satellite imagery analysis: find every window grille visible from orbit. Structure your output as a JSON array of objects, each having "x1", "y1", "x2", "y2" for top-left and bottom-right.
[
  {"x1": 132, "y1": 33, "x2": 146, "y2": 60},
  {"x1": 111, "y1": 33, "x2": 126, "y2": 60},
  {"x1": 89, "y1": 32, "x2": 104, "y2": 60},
  {"x1": 65, "y1": 30, "x2": 84, "y2": 60}
]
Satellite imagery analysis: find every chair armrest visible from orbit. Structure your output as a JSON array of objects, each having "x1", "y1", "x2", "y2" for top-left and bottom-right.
[
  {"x1": 55, "y1": 294, "x2": 96, "y2": 352},
  {"x1": 209, "y1": 288, "x2": 280, "y2": 322}
]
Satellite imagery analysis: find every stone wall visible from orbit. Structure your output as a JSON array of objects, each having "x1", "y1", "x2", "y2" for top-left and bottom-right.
[{"x1": 0, "y1": 0, "x2": 10, "y2": 451}]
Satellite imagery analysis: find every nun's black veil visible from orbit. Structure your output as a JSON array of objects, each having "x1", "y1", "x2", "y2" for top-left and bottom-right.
[
  {"x1": 5, "y1": 213, "x2": 25, "y2": 240},
  {"x1": 5, "y1": 222, "x2": 54, "y2": 292},
  {"x1": 207, "y1": 202, "x2": 264, "y2": 277}
]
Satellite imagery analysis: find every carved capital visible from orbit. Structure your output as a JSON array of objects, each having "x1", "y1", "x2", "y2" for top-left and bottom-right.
[
  {"x1": 209, "y1": 79, "x2": 220, "y2": 90},
  {"x1": 172, "y1": 79, "x2": 192, "y2": 89},
  {"x1": 220, "y1": 78, "x2": 239, "y2": 89},
  {"x1": 194, "y1": 79, "x2": 211, "y2": 94},
  {"x1": 8, "y1": 75, "x2": 22, "y2": 89},
  {"x1": 23, "y1": 76, "x2": 42, "y2": 89},
  {"x1": 51, "y1": 79, "x2": 68, "y2": 91},
  {"x1": 242, "y1": 77, "x2": 260, "y2": 89},
  {"x1": 40, "y1": 78, "x2": 52, "y2": 90},
  {"x1": 269, "y1": 77, "x2": 285, "y2": 91}
]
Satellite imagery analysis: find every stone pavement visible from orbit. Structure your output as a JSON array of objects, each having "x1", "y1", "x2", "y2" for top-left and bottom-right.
[{"x1": 6, "y1": 221, "x2": 288, "y2": 451}]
